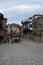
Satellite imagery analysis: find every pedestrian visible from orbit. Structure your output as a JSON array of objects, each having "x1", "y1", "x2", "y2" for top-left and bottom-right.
[
  {"x1": 7, "y1": 37, "x2": 9, "y2": 44},
  {"x1": 10, "y1": 35, "x2": 12, "y2": 43},
  {"x1": 12, "y1": 37, "x2": 14, "y2": 43}
]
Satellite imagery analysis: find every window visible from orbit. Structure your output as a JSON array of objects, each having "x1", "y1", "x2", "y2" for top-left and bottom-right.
[
  {"x1": 10, "y1": 25, "x2": 12, "y2": 28},
  {"x1": 28, "y1": 24, "x2": 29, "y2": 28},
  {"x1": 38, "y1": 18, "x2": 39, "y2": 21},
  {"x1": 23, "y1": 25, "x2": 25, "y2": 28},
  {"x1": 25, "y1": 25, "x2": 26, "y2": 28},
  {"x1": 27, "y1": 25, "x2": 28, "y2": 28},
  {"x1": 0, "y1": 22, "x2": 3, "y2": 30},
  {"x1": 30, "y1": 25, "x2": 32, "y2": 27}
]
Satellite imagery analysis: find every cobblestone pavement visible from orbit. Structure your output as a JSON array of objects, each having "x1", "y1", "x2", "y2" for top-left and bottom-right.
[{"x1": 0, "y1": 39, "x2": 43, "y2": 65}]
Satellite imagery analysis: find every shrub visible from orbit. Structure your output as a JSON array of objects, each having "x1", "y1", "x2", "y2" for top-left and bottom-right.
[
  {"x1": 32, "y1": 31, "x2": 36, "y2": 35},
  {"x1": 32, "y1": 31, "x2": 42, "y2": 36}
]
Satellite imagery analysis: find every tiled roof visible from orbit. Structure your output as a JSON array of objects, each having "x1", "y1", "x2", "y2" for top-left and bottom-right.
[
  {"x1": 7, "y1": 23, "x2": 21, "y2": 29},
  {"x1": 29, "y1": 14, "x2": 43, "y2": 19}
]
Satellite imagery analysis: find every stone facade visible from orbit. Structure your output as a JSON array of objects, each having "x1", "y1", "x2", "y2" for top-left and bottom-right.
[
  {"x1": 32, "y1": 14, "x2": 43, "y2": 42},
  {"x1": 6, "y1": 23, "x2": 21, "y2": 35},
  {"x1": 32, "y1": 15, "x2": 43, "y2": 31},
  {"x1": 0, "y1": 13, "x2": 7, "y2": 42}
]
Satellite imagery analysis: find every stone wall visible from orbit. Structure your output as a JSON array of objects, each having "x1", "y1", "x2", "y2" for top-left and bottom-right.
[
  {"x1": 29, "y1": 34, "x2": 42, "y2": 42},
  {"x1": 24, "y1": 32, "x2": 42, "y2": 42}
]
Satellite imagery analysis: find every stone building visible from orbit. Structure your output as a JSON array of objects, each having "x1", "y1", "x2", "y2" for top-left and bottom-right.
[
  {"x1": 21, "y1": 14, "x2": 43, "y2": 42},
  {"x1": 0, "y1": 13, "x2": 7, "y2": 42},
  {"x1": 6, "y1": 23, "x2": 21, "y2": 35},
  {"x1": 32, "y1": 14, "x2": 43, "y2": 42},
  {"x1": 32, "y1": 14, "x2": 43, "y2": 31}
]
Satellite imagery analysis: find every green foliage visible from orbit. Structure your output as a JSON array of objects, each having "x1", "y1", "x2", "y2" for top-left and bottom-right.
[
  {"x1": 12, "y1": 31, "x2": 17, "y2": 35},
  {"x1": 32, "y1": 31, "x2": 36, "y2": 35},
  {"x1": 32, "y1": 31, "x2": 42, "y2": 36},
  {"x1": 10, "y1": 29, "x2": 17, "y2": 35}
]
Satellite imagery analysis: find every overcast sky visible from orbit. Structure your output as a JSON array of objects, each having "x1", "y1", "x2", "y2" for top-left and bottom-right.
[{"x1": 0, "y1": 0, "x2": 43, "y2": 25}]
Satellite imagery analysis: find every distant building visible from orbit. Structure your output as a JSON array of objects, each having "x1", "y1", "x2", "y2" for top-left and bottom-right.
[
  {"x1": 0, "y1": 13, "x2": 7, "y2": 42},
  {"x1": 21, "y1": 18, "x2": 32, "y2": 34},
  {"x1": 6, "y1": 23, "x2": 21, "y2": 35}
]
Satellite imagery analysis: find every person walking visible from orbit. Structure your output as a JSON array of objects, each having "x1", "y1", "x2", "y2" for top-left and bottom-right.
[{"x1": 7, "y1": 37, "x2": 9, "y2": 44}]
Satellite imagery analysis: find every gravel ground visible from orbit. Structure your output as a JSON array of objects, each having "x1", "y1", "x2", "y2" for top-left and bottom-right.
[{"x1": 0, "y1": 39, "x2": 43, "y2": 65}]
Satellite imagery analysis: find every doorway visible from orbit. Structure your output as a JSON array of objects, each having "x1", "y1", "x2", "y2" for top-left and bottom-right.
[{"x1": 0, "y1": 36, "x2": 3, "y2": 42}]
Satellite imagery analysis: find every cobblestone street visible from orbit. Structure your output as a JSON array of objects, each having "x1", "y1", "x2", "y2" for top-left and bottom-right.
[{"x1": 0, "y1": 39, "x2": 43, "y2": 65}]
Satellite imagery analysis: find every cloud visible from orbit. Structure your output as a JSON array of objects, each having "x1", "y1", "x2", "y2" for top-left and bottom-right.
[
  {"x1": 7, "y1": 4, "x2": 42, "y2": 12},
  {"x1": 0, "y1": 0, "x2": 43, "y2": 24},
  {"x1": 0, "y1": 9, "x2": 4, "y2": 13},
  {"x1": 5, "y1": 4, "x2": 43, "y2": 24}
]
